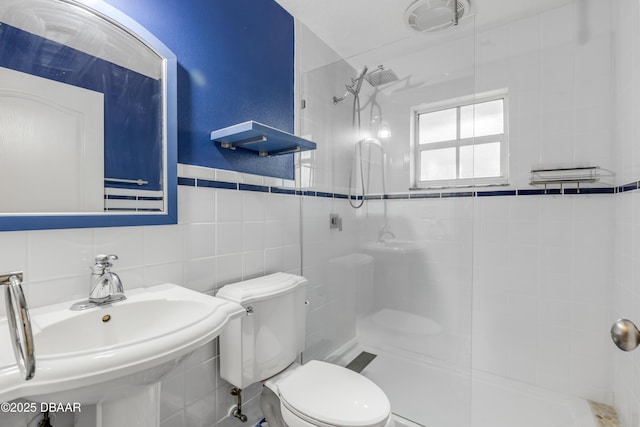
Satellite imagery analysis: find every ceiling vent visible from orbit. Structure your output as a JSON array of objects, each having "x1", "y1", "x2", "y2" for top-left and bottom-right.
[{"x1": 404, "y1": 0, "x2": 473, "y2": 33}]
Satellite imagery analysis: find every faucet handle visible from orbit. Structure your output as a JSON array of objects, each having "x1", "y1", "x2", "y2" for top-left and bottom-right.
[{"x1": 94, "y1": 254, "x2": 118, "y2": 268}]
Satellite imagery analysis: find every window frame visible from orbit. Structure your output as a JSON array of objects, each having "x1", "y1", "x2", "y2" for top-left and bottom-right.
[{"x1": 410, "y1": 91, "x2": 509, "y2": 189}]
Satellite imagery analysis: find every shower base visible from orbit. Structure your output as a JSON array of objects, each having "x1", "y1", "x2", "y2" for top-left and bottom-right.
[{"x1": 344, "y1": 348, "x2": 597, "y2": 427}]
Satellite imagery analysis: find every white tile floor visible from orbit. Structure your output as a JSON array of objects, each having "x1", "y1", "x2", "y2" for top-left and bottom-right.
[{"x1": 358, "y1": 350, "x2": 596, "y2": 427}]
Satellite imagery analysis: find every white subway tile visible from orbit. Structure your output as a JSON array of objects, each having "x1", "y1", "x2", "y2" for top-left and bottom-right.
[
  {"x1": 242, "y1": 250, "x2": 264, "y2": 280},
  {"x1": 216, "y1": 190, "x2": 242, "y2": 223},
  {"x1": 27, "y1": 275, "x2": 85, "y2": 308},
  {"x1": 216, "y1": 222, "x2": 242, "y2": 255},
  {"x1": 215, "y1": 254, "x2": 242, "y2": 287},
  {"x1": 264, "y1": 247, "x2": 284, "y2": 274},
  {"x1": 214, "y1": 169, "x2": 240, "y2": 183},
  {"x1": 179, "y1": 164, "x2": 215, "y2": 181},
  {"x1": 27, "y1": 228, "x2": 93, "y2": 281},
  {"x1": 241, "y1": 192, "x2": 266, "y2": 222},
  {"x1": 93, "y1": 227, "x2": 145, "y2": 268},
  {"x1": 144, "y1": 261, "x2": 184, "y2": 288},
  {"x1": 240, "y1": 173, "x2": 264, "y2": 186},
  {"x1": 0, "y1": 231, "x2": 28, "y2": 273},
  {"x1": 185, "y1": 257, "x2": 216, "y2": 293},
  {"x1": 185, "y1": 223, "x2": 216, "y2": 260},
  {"x1": 264, "y1": 221, "x2": 284, "y2": 248},
  {"x1": 242, "y1": 222, "x2": 265, "y2": 252},
  {"x1": 143, "y1": 225, "x2": 185, "y2": 265},
  {"x1": 178, "y1": 186, "x2": 216, "y2": 224}
]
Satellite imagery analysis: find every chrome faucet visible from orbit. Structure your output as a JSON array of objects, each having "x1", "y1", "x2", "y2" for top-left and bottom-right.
[
  {"x1": 377, "y1": 226, "x2": 396, "y2": 243},
  {"x1": 71, "y1": 254, "x2": 125, "y2": 310}
]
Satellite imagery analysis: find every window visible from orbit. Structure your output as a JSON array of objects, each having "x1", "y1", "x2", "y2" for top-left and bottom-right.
[{"x1": 412, "y1": 93, "x2": 508, "y2": 188}]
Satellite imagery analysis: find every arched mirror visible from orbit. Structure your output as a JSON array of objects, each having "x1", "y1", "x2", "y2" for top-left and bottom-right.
[{"x1": 0, "y1": 0, "x2": 177, "y2": 230}]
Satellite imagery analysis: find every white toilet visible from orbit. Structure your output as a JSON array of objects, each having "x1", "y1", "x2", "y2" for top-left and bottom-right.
[{"x1": 217, "y1": 272, "x2": 394, "y2": 427}]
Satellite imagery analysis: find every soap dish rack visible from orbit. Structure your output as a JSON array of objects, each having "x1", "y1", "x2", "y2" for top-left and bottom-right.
[{"x1": 529, "y1": 166, "x2": 601, "y2": 191}]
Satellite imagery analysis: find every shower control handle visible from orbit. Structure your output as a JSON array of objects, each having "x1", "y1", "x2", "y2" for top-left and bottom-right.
[{"x1": 611, "y1": 318, "x2": 640, "y2": 351}]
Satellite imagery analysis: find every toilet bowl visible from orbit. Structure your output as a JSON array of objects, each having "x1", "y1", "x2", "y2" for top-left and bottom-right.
[
  {"x1": 216, "y1": 273, "x2": 394, "y2": 427},
  {"x1": 262, "y1": 360, "x2": 393, "y2": 427}
]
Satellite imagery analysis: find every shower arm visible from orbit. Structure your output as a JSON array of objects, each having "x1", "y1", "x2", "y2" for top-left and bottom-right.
[
  {"x1": 333, "y1": 89, "x2": 350, "y2": 105},
  {"x1": 332, "y1": 67, "x2": 369, "y2": 105}
]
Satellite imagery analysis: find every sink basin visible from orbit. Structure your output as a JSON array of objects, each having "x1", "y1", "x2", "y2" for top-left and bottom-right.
[{"x1": 0, "y1": 283, "x2": 244, "y2": 412}]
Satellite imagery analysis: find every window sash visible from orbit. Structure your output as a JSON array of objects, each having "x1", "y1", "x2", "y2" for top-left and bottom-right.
[{"x1": 413, "y1": 95, "x2": 508, "y2": 188}]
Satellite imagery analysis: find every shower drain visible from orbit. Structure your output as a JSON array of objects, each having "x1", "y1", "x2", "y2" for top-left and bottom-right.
[{"x1": 345, "y1": 351, "x2": 377, "y2": 373}]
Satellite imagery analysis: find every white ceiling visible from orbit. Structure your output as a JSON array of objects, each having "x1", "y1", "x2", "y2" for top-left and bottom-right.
[{"x1": 274, "y1": 0, "x2": 575, "y2": 60}]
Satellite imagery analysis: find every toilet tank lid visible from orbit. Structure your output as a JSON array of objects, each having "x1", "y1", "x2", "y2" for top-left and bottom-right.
[{"x1": 216, "y1": 273, "x2": 307, "y2": 305}]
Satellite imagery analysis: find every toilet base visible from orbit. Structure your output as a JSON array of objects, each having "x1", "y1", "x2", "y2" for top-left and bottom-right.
[{"x1": 260, "y1": 385, "x2": 286, "y2": 427}]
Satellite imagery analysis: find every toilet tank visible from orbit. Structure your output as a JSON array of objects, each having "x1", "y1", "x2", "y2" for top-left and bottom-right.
[{"x1": 217, "y1": 273, "x2": 307, "y2": 389}]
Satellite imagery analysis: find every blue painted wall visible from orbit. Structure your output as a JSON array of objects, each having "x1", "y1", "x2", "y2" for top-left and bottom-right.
[{"x1": 105, "y1": 0, "x2": 296, "y2": 180}]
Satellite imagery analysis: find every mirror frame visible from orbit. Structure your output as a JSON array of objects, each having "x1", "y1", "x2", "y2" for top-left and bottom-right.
[{"x1": 0, "y1": 0, "x2": 177, "y2": 231}]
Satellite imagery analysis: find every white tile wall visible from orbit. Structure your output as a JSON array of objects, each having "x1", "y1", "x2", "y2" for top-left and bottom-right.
[
  {"x1": 0, "y1": 166, "x2": 302, "y2": 427},
  {"x1": 344, "y1": 0, "x2": 613, "y2": 193},
  {"x1": 473, "y1": 194, "x2": 613, "y2": 402}
]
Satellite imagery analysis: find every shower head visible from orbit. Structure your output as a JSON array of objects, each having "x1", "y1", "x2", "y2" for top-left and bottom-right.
[
  {"x1": 332, "y1": 65, "x2": 398, "y2": 104},
  {"x1": 363, "y1": 66, "x2": 399, "y2": 87}
]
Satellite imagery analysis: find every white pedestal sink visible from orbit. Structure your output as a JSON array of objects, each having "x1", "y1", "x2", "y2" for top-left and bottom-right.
[{"x1": 0, "y1": 283, "x2": 245, "y2": 427}]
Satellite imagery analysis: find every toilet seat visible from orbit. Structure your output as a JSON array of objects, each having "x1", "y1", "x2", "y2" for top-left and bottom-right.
[{"x1": 277, "y1": 360, "x2": 391, "y2": 427}]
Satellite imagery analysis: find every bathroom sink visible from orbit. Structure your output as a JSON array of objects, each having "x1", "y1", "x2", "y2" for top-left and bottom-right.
[{"x1": 0, "y1": 283, "x2": 245, "y2": 406}]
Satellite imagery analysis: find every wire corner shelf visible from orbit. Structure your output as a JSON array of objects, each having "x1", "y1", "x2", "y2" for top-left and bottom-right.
[{"x1": 529, "y1": 166, "x2": 603, "y2": 192}]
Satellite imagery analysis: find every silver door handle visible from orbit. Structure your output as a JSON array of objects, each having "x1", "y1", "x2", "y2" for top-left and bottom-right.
[
  {"x1": 1, "y1": 272, "x2": 35, "y2": 380},
  {"x1": 611, "y1": 318, "x2": 640, "y2": 352}
]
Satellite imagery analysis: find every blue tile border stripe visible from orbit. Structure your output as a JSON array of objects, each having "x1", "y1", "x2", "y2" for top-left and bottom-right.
[
  {"x1": 239, "y1": 183, "x2": 269, "y2": 192},
  {"x1": 618, "y1": 182, "x2": 638, "y2": 193},
  {"x1": 517, "y1": 189, "x2": 545, "y2": 196},
  {"x1": 477, "y1": 190, "x2": 517, "y2": 197},
  {"x1": 178, "y1": 176, "x2": 638, "y2": 200},
  {"x1": 410, "y1": 193, "x2": 441, "y2": 199},
  {"x1": 442, "y1": 191, "x2": 475, "y2": 198},
  {"x1": 177, "y1": 177, "x2": 196, "y2": 187},
  {"x1": 199, "y1": 179, "x2": 237, "y2": 190},
  {"x1": 271, "y1": 187, "x2": 295, "y2": 195}
]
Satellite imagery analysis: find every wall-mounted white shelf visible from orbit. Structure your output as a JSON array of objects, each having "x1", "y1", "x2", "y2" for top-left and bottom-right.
[{"x1": 210, "y1": 121, "x2": 316, "y2": 157}]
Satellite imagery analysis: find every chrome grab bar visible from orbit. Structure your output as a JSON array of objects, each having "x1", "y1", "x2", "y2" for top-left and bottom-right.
[{"x1": 1, "y1": 272, "x2": 35, "y2": 380}]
